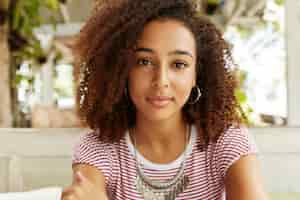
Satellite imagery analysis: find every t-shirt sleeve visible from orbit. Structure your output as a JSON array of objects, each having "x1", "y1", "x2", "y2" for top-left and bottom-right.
[
  {"x1": 215, "y1": 126, "x2": 258, "y2": 179},
  {"x1": 72, "y1": 131, "x2": 113, "y2": 186}
]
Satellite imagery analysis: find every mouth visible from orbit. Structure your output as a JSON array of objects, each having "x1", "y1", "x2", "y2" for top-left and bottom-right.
[{"x1": 146, "y1": 96, "x2": 173, "y2": 108}]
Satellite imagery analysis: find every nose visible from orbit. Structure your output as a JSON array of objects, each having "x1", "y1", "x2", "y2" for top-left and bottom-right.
[{"x1": 152, "y1": 64, "x2": 170, "y2": 88}]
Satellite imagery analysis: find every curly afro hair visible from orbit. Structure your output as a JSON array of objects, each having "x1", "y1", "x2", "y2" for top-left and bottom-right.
[{"x1": 74, "y1": 0, "x2": 245, "y2": 144}]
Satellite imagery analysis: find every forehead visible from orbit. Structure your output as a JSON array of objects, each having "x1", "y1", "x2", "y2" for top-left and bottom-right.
[{"x1": 135, "y1": 19, "x2": 196, "y2": 54}]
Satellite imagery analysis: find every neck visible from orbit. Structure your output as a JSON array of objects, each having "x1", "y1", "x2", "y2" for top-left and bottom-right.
[{"x1": 132, "y1": 113, "x2": 189, "y2": 159}]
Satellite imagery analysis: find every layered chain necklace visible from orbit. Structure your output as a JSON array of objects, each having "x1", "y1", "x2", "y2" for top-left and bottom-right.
[{"x1": 131, "y1": 125, "x2": 190, "y2": 200}]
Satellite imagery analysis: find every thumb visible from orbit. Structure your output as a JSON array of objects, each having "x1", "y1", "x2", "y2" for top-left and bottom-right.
[{"x1": 73, "y1": 171, "x2": 86, "y2": 184}]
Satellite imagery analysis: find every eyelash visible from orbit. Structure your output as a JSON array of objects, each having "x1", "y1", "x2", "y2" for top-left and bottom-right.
[
  {"x1": 136, "y1": 58, "x2": 189, "y2": 69},
  {"x1": 136, "y1": 58, "x2": 153, "y2": 66},
  {"x1": 173, "y1": 61, "x2": 188, "y2": 69}
]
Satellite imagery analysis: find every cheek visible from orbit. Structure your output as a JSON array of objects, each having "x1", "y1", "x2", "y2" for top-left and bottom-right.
[
  {"x1": 176, "y1": 79, "x2": 193, "y2": 102},
  {"x1": 172, "y1": 72, "x2": 195, "y2": 96},
  {"x1": 128, "y1": 71, "x2": 149, "y2": 100}
]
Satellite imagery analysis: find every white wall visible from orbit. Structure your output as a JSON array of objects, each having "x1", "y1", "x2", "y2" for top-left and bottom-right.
[
  {"x1": 0, "y1": 128, "x2": 81, "y2": 192},
  {"x1": 0, "y1": 128, "x2": 299, "y2": 193},
  {"x1": 286, "y1": 0, "x2": 300, "y2": 126}
]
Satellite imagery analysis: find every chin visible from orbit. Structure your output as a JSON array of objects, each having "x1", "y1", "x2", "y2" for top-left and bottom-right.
[{"x1": 141, "y1": 109, "x2": 179, "y2": 122}]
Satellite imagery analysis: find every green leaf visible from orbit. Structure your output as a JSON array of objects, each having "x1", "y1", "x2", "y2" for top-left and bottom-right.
[
  {"x1": 45, "y1": 0, "x2": 60, "y2": 10},
  {"x1": 207, "y1": 0, "x2": 221, "y2": 4},
  {"x1": 235, "y1": 89, "x2": 247, "y2": 103},
  {"x1": 49, "y1": 15, "x2": 59, "y2": 30},
  {"x1": 275, "y1": 0, "x2": 285, "y2": 6},
  {"x1": 15, "y1": 74, "x2": 23, "y2": 85},
  {"x1": 12, "y1": 2, "x2": 21, "y2": 30},
  {"x1": 28, "y1": 77, "x2": 35, "y2": 85},
  {"x1": 272, "y1": 21, "x2": 281, "y2": 32}
]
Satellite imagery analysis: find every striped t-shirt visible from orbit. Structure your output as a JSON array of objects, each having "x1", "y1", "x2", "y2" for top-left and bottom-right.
[{"x1": 72, "y1": 125, "x2": 257, "y2": 199}]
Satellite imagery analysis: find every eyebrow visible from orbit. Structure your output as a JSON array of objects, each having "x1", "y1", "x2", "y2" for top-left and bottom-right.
[{"x1": 134, "y1": 47, "x2": 194, "y2": 59}]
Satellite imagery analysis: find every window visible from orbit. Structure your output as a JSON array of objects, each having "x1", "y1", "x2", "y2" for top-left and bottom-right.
[{"x1": 224, "y1": 0, "x2": 287, "y2": 126}]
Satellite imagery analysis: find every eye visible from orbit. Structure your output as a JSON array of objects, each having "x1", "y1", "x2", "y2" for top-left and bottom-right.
[
  {"x1": 137, "y1": 58, "x2": 153, "y2": 66},
  {"x1": 173, "y1": 61, "x2": 188, "y2": 69}
]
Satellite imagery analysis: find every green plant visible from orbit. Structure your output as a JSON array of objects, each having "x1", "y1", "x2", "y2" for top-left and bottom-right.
[
  {"x1": 234, "y1": 69, "x2": 254, "y2": 125},
  {"x1": 8, "y1": 0, "x2": 64, "y2": 127},
  {"x1": 10, "y1": 0, "x2": 62, "y2": 64}
]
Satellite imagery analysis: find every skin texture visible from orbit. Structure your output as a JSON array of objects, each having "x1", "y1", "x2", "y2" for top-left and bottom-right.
[
  {"x1": 225, "y1": 155, "x2": 269, "y2": 200},
  {"x1": 61, "y1": 164, "x2": 108, "y2": 200},
  {"x1": 62, "y1": 19, "x2": 269, "y2": 200},
  {"x1": 128, "y1": 19, "x2": 196, "y2": 163},
  {"x1": 129, "y1": 19, "x2": 197, "y2": 123}
]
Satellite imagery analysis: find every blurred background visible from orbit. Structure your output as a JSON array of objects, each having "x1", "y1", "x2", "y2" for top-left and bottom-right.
[
  {"x1": 0, "y1": 0, "x2": 299, "y2": 199},
  {"x1": 0, "y1": 0, "x2": 288, "y2": 128}
]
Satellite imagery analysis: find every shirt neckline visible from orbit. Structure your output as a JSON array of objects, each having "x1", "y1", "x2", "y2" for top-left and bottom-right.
[{"x1": 125, "y1": 125, "x2": 197, "y2": 170}]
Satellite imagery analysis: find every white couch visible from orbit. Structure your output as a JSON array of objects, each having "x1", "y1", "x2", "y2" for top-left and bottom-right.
[{"x1": 0, "y1": 187, "x2": 62, "y2": 200}]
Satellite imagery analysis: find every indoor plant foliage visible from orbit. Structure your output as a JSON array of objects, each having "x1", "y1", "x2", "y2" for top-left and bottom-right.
[{"x1": 8, "y1": 0, "x2": 67, "y2": 127}]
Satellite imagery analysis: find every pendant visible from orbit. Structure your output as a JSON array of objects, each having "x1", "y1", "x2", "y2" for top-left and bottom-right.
[
  {"x1": 136, "y1": 176, "x2": 162, "y2": 200},
  {"x1": 135, "y1": 174, "x2": 189, "y2": 200}
]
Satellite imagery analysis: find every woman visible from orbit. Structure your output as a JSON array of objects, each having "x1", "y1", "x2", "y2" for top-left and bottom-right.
[{"x1": 62, "y1": 0, "x2": 269, "y2": 199}]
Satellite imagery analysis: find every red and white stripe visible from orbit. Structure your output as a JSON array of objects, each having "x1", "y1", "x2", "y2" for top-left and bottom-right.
[{"x1": 72, "y1": 125, "x2": 257, "y2": 200}]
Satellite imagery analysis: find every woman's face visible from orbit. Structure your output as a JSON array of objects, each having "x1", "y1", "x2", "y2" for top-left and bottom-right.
[{"x1": 128, "y1": 19, "x2": 197, "y2": 122}]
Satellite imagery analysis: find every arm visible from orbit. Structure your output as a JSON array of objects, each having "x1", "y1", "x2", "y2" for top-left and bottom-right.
[{"x1": 225, "y1": 155, "x2": 269, "y2": 200}]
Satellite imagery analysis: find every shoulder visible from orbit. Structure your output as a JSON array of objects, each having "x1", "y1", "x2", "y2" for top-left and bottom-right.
[
  {"x1": 72, "y1": 130, "x2": 118, "y2": 169},
  {"x1": 72, "y1": 130, "x2": 120, "y2": 188},
  {"x1": 73, "y1": 130, "x2": 116, "y2": 151},
  {"x1": 214, "y1": 125, "x2": 258, "y2": 178},
  {"x1": 73, "y1": 131, "x2": 106, "y2": 155},
  {"x1": 216, "y1": 125, "x2": 257, "y2": 152},
  {"x1": 221, "y1": 127, "x2": 269, "y2": 199}
]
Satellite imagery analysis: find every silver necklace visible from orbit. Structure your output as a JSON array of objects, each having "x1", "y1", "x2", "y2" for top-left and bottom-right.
[{"x1": 132, "y1": 125, "x2": 190, "y2": 200}]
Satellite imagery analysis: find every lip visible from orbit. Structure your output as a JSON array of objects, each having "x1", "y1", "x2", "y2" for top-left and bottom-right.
[
  {"x1": 146, "y1": 96, "x2": 173, "y2": 108},
  {"x1": 147, "y1": 96, "x2": 173, "y2": 101}
]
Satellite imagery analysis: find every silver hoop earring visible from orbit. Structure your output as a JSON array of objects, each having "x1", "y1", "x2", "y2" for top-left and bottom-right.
[{"x1": 188, "y1": 85, "x2": 202, "y2": 105}]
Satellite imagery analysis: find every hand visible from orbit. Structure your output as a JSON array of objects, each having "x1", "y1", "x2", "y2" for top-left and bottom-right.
[{"x1": 61, "y1": 171, "x2": 108, "y2": 200}]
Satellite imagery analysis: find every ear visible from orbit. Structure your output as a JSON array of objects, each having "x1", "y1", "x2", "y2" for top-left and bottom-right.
[
  {"x1": 193, "y1": 68, "x2": 197, "y2": 87},
  {"x1": 192, "y1": 78, "x2": 196, "y2": 87}
]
